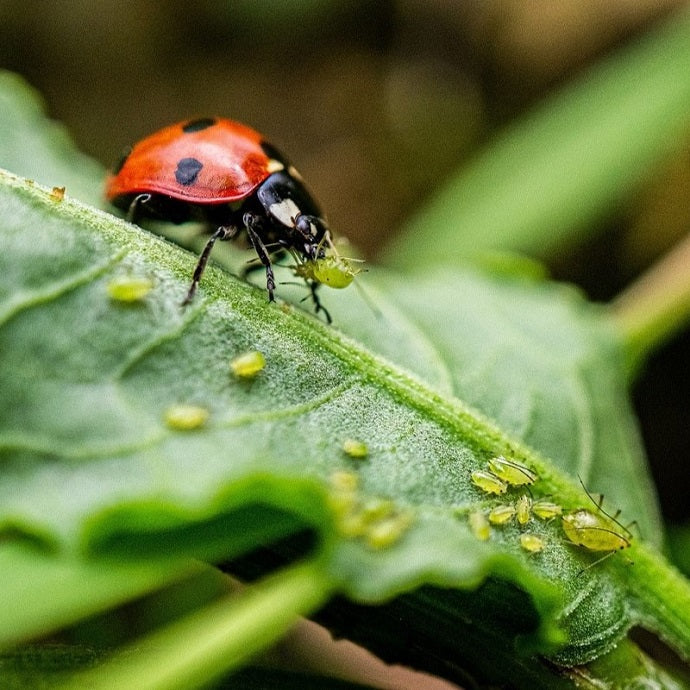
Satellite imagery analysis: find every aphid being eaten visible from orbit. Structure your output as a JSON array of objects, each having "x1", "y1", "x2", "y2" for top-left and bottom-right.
[
  {"x1": 292, "y1": 253, "x2": 363, "y2": 289},
  {"x1": 289, "y1": 233, "x2": 363, "y2": 289},
  {"x1": 487, "y1": 456, "x2": 537, "y2": 486}
]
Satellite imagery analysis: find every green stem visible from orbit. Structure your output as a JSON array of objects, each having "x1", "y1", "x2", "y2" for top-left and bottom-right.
[
  {"x1": 58, "y1": 559, "x2": 336, "y2": 690},
  {"x1": 610, "y1": 231, "x2": 690, "y2": 376},
  {"x1": 629, "y1": 544, "x2": 690, "y2": 663}
]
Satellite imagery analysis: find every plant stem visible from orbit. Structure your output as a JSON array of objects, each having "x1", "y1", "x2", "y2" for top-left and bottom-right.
[
  {"x1": 629, "y1": 543, "x2": 690, "y2": 665},
  {"x1": 610, "y1": 231, "x2": 690, "y2": 375},
  {"x1": 57, "y1": 559, "x2": 336, "y2": 690}
]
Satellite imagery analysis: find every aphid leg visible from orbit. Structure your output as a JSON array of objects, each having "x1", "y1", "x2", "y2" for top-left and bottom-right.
[
  {"x1": 126, "y1": 193, "x2": 152, "y2": 223},
  {"x1": 244, "y1": 213, "x2": 276, "y2": 301},
  {"x1": 182, "y1": 225, "x2": 237, "y2": 306},
  {"x1": 576, "y1": 550, "x2": 617, "y2": 577}
]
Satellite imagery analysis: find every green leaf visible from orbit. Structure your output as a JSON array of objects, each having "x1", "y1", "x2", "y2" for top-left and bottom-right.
[
  {"x1": 0, "y1": 542, "x2": 200, "y2": 650},
  {"x1": 0, "y1": 70, "x2": 104, "y2": 207},
  {"x1": 386, "y1": 7, "x2": 690, "y2": 266},
  {"x1": 2, "y1": 71, "x2": 690, "y2": 688},
  {"x1": 2, "y1": 170, "x2": 690, "y2": 689}
]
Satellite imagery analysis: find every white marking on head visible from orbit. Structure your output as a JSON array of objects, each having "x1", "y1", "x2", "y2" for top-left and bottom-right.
[
  {"x1": 267, "y1": 159, "x2": 284, "y2": 173},
  {"x1": 269, "y1": 198, "x2": 301, "y2": 227}
]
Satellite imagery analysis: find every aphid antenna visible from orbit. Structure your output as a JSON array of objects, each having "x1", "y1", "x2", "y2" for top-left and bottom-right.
[
  {"x1": 577, "y1": 476, "x2": 633, "y2": 539},
  {"x1": 352, "y1": 276, "x2": 382, "y2": 319}
]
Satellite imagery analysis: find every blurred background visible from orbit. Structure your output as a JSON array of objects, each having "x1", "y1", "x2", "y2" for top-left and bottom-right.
[{"x1": 1, "y1": 0, "x2": 689, "y2": 526}]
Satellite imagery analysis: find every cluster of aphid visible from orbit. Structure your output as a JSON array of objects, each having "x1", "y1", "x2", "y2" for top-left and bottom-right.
[
  {"x1": 468, "y1": 455, "x2": 633, "y2": 570},
  {"x1": 327, "y1": 470, "x2": 413, "y2": 550}
]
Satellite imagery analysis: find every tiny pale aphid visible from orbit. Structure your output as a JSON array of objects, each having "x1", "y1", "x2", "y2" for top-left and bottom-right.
[
  {"x1": 488, "y1": 504, "x2": 516, "y2": 525},
  {"x1": 487, "y1": 456, "x2": 537, "y2": 486},
  {"x1": 532, "y1": 500, "x2": 563, "y2": 520},
  {"x1": 230, "y1": 350, "x2": 266, "y2": 378},
  {"x1": 561, "y1": 509, "x2": 631, "y2": 552},
  {"x1": 471, "y1": 469, "x2": 507, "y2": 495},
  {"x1": 164, "y1": 404, "x2": 209, "y2": 431},
  {"x1": 365, "y1": 511, "x2": 414, "y2": 550},
  {"x1": 515, "y1": 495, "x2": 532, "y2": 526},
  {"x1": 329, "y1": 470, "x2": 359, "y2": 493},
  {"x1": 342, "y1": 438, "x2": 369, "y2": 459},
  {"x1": 520, "y1": 533, "x2": 545, "y2": 553},
  {"x1": 469, "y1": 511, "x2": 491, "y2": 541},
  {"x1": 107, "y1": 275, "x2": 154, "y2": 302}
]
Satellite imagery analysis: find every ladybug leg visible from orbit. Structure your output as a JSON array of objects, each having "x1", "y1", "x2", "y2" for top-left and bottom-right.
[
  {"x1": 243, "y1": 213, "x2": 276, "y2": 302},
  {"x1": 126, "y1": 193, "x2": 152, "y2": 223},
  {"x1": 309, "y1": 281, "x2": 332, "y2": 324},
  {"x1": 182, "y1": 225, "x2": 238, "y2": 306}
]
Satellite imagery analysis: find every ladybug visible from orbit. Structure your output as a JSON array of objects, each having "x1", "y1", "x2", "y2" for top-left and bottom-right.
[{"x1": 106, "y1": 117, "x2": 333, "y2": 321}]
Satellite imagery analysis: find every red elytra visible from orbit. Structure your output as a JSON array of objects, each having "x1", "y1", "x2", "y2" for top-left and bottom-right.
[{"x1": 106, "y1": 118, "x2": 272, "y2": 203}]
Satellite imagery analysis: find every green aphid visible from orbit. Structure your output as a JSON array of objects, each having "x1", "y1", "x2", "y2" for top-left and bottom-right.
[
  {"x1": 107, "y1": 275, "x2": 154, "y2": 302},
  {"x1": 520, "y1": 533, "x2": 545, "y2": 553},
  {"x1": 342, "y1": 438, "x2": 369, "y2": 459},
  {"x1": 561, "y1": 509, "x2": 631, "y2": 553},
  {"x1": 562, "y1": 481, "x2": 634, "y2": 571},
  {"x1": 163, "y1": 404, "x2": 209, "y2": 431},
  {"x1": 487, "y1": 456, "x2": 537, "y2": 486},
  {"x1": 516, "y1": 494, "x2": 532, "y2": 526},
  {"x1": 469, "y1": 511, "x2": 491, "y2": 541},
  {"x1": 488, "y1": 504, "x2": 516, "y2": 526},
  {"x1": 532, "y1": 500, "x2": 563, "y2": 520},
  {"x1": 329, "y1": 470, "x2": 359, "y2": 492},
  {"x1": 230, "y1": 350, "x2": 266, "y2": 378},
  {"x1": 365, "y1": 511, "x2": 414, "y2": 550},
  {"x1": 471, "y1": 469, "x2": 507, "y2": 495}
]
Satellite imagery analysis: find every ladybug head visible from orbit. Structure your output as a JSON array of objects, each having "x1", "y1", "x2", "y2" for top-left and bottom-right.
[{"x1": 294, "y1": 214, "x2": 330, "y2": 260}]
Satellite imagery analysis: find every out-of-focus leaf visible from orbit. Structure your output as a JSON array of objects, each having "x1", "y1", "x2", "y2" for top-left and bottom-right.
[{"x1": 387, "y1": 8, "x2": 690, "y2": 266}]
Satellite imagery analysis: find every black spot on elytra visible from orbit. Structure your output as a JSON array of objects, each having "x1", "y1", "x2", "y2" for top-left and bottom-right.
[
  {"x1": 182, "y1": 118, "x2": 217, "y2": 133},
  {"x1": 113, "y1": 146, "x2": 132, "y2": 174},
  {"x1": 260, "y1": 140, "x2": 289, "y2": 165},
  {"x1": 175, "y1": 157, "x2": 204, "y2": 186}
]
